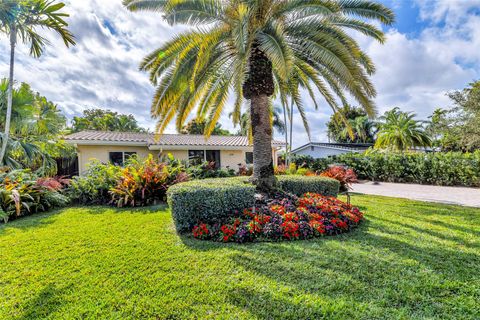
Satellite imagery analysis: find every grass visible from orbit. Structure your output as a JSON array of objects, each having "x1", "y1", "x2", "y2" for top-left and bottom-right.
[{"x1": 0, "y1": 195, "x2": 479, "y2": 319}]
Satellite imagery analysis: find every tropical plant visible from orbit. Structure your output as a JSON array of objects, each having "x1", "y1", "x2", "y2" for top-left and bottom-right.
[
  {"x1": 327, "y1": 105, "x2": 375, "y2": 143},
  {"x1": 235, "y1": 105, "x2": 286, "y2": 136},
  {"x1": 319, "y1": 165, "x2": 357, "y2": 191},
  {"x1": 375, "y1": 107, "x2": 432, "y2": 151},
  {"x1": 180, "y1": 118, "x2": 231, "y2": 135},
  {"x1": 123, "y1": 0, "x2": 394, "y2": 191},
  {"x1": 0, "y1": 0, "x2": 75, "y2": 165},
  {"x1": 71, "y1": 108, "x2": 147, "y2": 133},
  {"x1": 0, "y1": 79, "x2": 73, "y2": 174}
]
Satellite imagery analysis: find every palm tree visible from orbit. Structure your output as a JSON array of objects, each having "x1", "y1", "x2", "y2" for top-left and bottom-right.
[
  {"x1": 124, "y1": 0, "x2": 394, "y2": 191},
  {"x1": 0, "y1": 0, "x2": 75, "y2": 165},
  {"x1": 235, "y1": 105, "x2": 286, "y2": 136},
  {"x1": 375, "y1": 107, "x2": 432, "y2": 151}
]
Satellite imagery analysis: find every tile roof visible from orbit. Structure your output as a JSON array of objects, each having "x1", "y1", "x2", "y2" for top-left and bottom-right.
[{"x1": 64, "y1": 130, "x2": 285, "y2": 147}]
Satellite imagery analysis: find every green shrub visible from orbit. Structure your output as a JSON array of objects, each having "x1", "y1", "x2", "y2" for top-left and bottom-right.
[
  {"x1": 277, "y1": 175, "x2": 340, "y2": 197},
  {"x1": 67, "y1": 160, "x2": 121, "y2": 204},
  {"x1": 333, "y1": 150, "x2": 480, "y2": 187},
  {"x1": 167, "y1": 177, "x2": 255, "y2": 232}
]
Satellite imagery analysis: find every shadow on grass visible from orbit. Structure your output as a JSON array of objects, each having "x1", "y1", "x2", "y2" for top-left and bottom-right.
[
  {"x1": 0, "y1": 210, "x2": 60, "y2": 235},
  {"x1": 17, "y1": 283, "x2": 71, "y2": 320}
]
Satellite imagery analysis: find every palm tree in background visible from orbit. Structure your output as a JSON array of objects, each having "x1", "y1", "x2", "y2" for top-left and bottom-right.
[
  {"x1": 124, "y1": 0, "x2": 394, "y2": 191},
  {"x1": 0, "y1": 0, "x2": 75, "y2": 165},
  {"x1": 375, "y1": 107, "x2": 432, "y2": 151},
  {"x1": 236, "y1": 105, "x2": 286, "y2": 136}
]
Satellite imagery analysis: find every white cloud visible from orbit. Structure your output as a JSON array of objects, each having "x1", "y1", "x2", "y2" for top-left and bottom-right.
[{"x1": 0, "y1": 0, "x2": 478, "y2": 148}]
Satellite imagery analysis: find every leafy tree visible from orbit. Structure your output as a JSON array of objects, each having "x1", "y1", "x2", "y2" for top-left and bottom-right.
[
  {"x1": 124, "y1": 0, "x2": 394, "y2": 191},
  {"x1": 180, "y1": 118, "x2": 231, "y2": 135},
  {"x1": 71, "y1": 108, "x2": 146, "y2": 133},
  {"x1": 0, "y1": 79, "x2": 72, "y2": 174},
  {"x1": 375, "y1": 107, "x2": 431, "y2": 151},
  {"x1": 0, "y1": 0, "x2": 75, "y2": 165},
  {"x1": 327, "y1": 105, "x2": 375, "y2": 143}
]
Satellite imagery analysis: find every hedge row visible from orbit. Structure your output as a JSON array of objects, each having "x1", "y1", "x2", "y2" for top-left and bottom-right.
[
  {"x1": 333, "y1": 151, "x2": 480, "y2": 187},
  {"x1": 168, "y1": 176, "x2": 340, "y2": 232}
]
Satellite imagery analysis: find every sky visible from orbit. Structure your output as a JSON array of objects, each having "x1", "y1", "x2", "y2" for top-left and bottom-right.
[{"x1": 0, "y1": 0, "x2": 479, "y2": 148}]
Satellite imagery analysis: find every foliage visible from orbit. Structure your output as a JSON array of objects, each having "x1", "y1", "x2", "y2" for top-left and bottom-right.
[
  {"x1": 110, "y1": 155, "x2": 189, "y2": 207},
  {"x1": 180, "y1": 118, "x2": 231, "y2": 136},
  {"x1": 0, "y1": 80, "x2": 74, "y2": 174},
  {"x1": 67, "y1": 160, "x2": 121, "y2": 204},
  {"x1": 320, "y1": 166, "x2": 358, "y2": 191},
  {"x1": 192, "y1": 193, "x2": 363, "y2": 242},
  {"x1": 0, "y1": 169, "x2": 69, "y2": 222},
  {"x1": 327, "y1": 105, "x2": 376, "y2": 143},
  {"x1": 287, "y1": 154, "x2": 332, "y2": 173},
  {"x1": 375, "y1": 107, "x2": 432, "y2": 151},
  {"x1": 71, "y1": 108, "x2": 146, "y2": 133},
  {"x1": 234, "y1": 105, "x2": 286, "y2": 136},
  {"x1": 333, "y1": 150, "x2": 480, "y2": 187},
  {"x1": 277, "y1": 175, "x2": 340, "y2": 197},
  {"x1": 427, "y1": 81, "x2": 480, "y2": 151},
  {"x1": 167, "y1": 177, "x2": 256, "y2": 232}
]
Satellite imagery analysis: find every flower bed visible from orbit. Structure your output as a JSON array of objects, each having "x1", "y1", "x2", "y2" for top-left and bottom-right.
[{"x1": 191, "y1": 192, "x2": 363, "y2": 243}]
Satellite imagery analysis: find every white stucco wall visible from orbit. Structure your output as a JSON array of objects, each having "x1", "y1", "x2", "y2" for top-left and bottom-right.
[{"x1": 293, "y1": 146, "x2": 354, "y2": 159}]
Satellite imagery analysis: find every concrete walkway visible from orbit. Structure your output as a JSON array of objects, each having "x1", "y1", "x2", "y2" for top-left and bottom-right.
[{"x1": 351, "y1": 181, "x2": 480, "y2": 207}]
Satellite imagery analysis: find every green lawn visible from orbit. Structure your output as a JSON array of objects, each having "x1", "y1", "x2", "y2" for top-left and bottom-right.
[{"x1": 1, "y1": 195, "x2": 479, "y2": 319}]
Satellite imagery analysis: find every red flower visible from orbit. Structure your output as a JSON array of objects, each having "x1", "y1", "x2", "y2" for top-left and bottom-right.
[{"x1": 282, "y1": 221, "x2": 300, "y2": 239}]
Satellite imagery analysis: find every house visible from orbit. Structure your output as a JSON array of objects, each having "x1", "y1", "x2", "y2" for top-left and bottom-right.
[
  {"x1": 64, "y1": 131, "x2": 285, "y2": 175},
  {"x1": 291, "y1": 142, "x2": 372, "y2": 159}
]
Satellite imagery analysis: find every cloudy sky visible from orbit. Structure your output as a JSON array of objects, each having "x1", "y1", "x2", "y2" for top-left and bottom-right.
[{"x1": 0, "y1": 0, "x2": 479, "y2": 148}]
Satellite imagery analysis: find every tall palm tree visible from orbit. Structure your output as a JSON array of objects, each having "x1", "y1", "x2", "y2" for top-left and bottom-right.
[
  {"x1": 375, "y1": 107, "x2": 432, "y2": 151},
  {"x1": 124, "y1": 0, "x2": 394, "y2": 191},
  {"x1": 235, "y1": 105, "x2": 286, "y2": 136},
  {"x1": 0, "y1": 0, "x2": 75, "y2": 165}
]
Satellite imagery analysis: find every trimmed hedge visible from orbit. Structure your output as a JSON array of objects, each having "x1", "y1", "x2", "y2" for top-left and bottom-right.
[
  {"x1": 167, "y1": 177, "x2": 256, "y2": 232},
  {"x1": 277, "y1": 175, "x2": 340, "y2": 197},
  {"x1": 168, "y1": 176, "x2": 340, "y2": 232},
  {"x1": 334, "y1": 151, "x2": 480, "y2": 187}
]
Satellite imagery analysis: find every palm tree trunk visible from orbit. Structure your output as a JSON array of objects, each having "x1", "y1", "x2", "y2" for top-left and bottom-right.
[
  {"x1": 0, "y1": 28, "x2": 16, "y2": 165},
  {"x1": 289, "y1": 99, "x2": 294, "y2": 165},
  {"x1": 282, "y1": 103, "x2": 289, "y2": 166},
  {"x1": 249, "y1": 94, "x2": 276, "y2": 191}
]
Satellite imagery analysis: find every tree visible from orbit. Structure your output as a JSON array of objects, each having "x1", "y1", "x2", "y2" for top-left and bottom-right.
[
  {"x1": 180, "y1": 118, "x2": 231, "y2": 135},
  {"x1": 124, "y1": 0, "x2": 394, "y2": 191},
  {"x1": 0, "y1": 0, "x2": 75, "y2": 165},
  {"x1": 0, "y1": 79, "x2": 72, "y2": 173},
  {"x1": 71, "y1": 108, "x2": 146, "y2": 133},
  {"x1": 375, "y1": 107, "x2": 432, "y2": 151},
  {"x1": 327, "y1": 105, "x2": 375, "y2": 143}
]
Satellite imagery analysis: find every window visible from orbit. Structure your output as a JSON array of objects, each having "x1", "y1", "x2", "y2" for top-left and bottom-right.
[
  {"x1": 245, "y1": 152, "x2": 253, "y2": 165},
  {"x1": 206, "y1": 150, "x2": 221, "y2": 168},
  {"x1": 188, "y1": 150, "x2": 205, "y2": 165},
  {"x1": 109, "y1": 151, "x2": 137, "y2": 166},
  {"x1": 188, "y1": 150, "x2": 221, "y2": 167}
]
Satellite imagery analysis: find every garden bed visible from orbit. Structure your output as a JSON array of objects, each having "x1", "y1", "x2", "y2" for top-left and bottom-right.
[{"x1": 192, "y1": 192, "x2": 363, "y2": 242}]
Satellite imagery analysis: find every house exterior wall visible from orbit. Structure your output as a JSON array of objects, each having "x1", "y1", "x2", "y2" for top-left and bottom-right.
[
  {"x1": 77, "y1": 145, "x2": 156, "y2": 174},
  {"x1": 293, "y1": 146, "x2": 353, "y2": 159},
  {"x1": 76, "y1": 144, "x2": 281, "y2": 174}
]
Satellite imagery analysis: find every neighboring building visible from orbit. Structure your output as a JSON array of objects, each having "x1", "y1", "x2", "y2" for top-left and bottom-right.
[
  {"x1": 291, "y1": 142, "x2": 372, "y2": 159},
  {"x1": 64, "y1": 131, "x2": 285, "y2": 175}
]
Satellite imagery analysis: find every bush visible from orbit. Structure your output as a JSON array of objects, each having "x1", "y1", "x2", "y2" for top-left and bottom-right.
[
  {"x1": 67, "y1": 160, "x2": 121, "y2": 204},
  {"x1": 320, "y1": 166, "x2": 358, "y2": 192},
  {"x1": 333, "y1": 150, "x2": 480, "y2": 187},
  {"x1": 277, "y1": 175, "x2": 340, "y2": 197},
  {"x1": 167, "y1": 177, "x2": 256, "y2": 232},
  {"x1": 0, "y1": 169, "x2": 70, "y2": 222},
  {"x1": 110, "y1": 155, "x2": 189, "y2": 207}
]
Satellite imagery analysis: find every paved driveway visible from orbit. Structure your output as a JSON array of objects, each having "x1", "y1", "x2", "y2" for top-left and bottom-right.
[{"x1": 351, "y1": 181, "x2": 480, "y2": 207}]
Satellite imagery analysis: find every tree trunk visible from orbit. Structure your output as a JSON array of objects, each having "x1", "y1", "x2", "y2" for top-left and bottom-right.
[
  {"x1": 0, "y1": 28, "x2": 16, "y2": 165},
  {"x1": 282, "y1": 103, "x2": 289, "y2": 166},
  {"x1": 249, "y1": 94, "x2": 276, "y2": 191},
  {"x1": 289, "y1": 98, "x2": 294, "y2": 165}
]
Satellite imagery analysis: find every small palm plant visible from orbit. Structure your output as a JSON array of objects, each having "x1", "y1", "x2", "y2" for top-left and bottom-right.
[
  {"x1": 124, "y1": 0, "x2": 394, "y2": 191},
  {"x1": 375, "y1": 107, "x2": 432, "y2": 151},
  {"x1": 0, "y1": 0, "x2": 75, "y2": 165}
]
